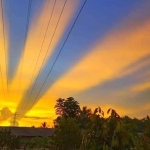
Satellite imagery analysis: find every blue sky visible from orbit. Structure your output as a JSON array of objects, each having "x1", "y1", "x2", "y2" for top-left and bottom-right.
[{"x1": 0, "y1": 0, "x2": 150, "y2": 126}]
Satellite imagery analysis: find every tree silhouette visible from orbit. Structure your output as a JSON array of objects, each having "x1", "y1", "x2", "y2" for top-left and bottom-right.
[
  {"x1": 54, "y1": 97, "x2": 80, "y2": 125},
  {"x1": 52, "y1": 117, "x2": 82, "y2": 149},
  {"x1": 82, "y1": 108, "x2": 135, "y2": 150},
  {"x1": 41, "y1": 122, "x2": 49, "y2": 128},
  {"x1": 52, "y1": 97, "x2": 150, "y2": 149},
  {"x1": 77, "y1": 106, "x2": 92, "y2": 129}
]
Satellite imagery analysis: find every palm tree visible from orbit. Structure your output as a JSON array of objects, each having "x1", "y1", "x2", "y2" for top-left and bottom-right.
[
  {"x1": 77, "y1": 106, "x2": 92, "y2": 129},
  {"x1": 41, "y1": 122, "x2": 49, "y2": 128}
]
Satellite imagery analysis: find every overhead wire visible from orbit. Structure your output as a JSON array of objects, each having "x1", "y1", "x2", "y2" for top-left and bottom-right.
[
  {"x1": 28, "y1": 0, "x2": 88, "y2": 110},
  {"x1": 20, "y1": 0, "x2": 57, "y2": 114},
  {"x1": 0, "y1": 0, "x2": 8, "y2": 100},
  {"x1": 23, "y1": 0, "x2": 68, "y2": 113},
  {"x1": 18, "y1": 0, "x2": 32, "y2": 96}
]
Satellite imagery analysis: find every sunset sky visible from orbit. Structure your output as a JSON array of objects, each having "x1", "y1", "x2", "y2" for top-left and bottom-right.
[{"x1": 0, "y1": 0, "x2": 150, "y2": 127}]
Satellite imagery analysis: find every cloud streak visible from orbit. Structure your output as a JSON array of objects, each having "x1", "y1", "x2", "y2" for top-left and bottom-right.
[
  {"x1": 15, "y1": 0, "x2": 81, "y2": 116},
  {"x1": 48, "y1": 16, "x2": 150, "y2": 97},
  {"x1": 30, "y1": 6, "x2": 150, "y2": 119}
]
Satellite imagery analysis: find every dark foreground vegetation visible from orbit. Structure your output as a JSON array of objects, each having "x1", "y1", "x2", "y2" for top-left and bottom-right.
[{"x1": 0, "y1": 97, "x2": 150, "y2": 149}]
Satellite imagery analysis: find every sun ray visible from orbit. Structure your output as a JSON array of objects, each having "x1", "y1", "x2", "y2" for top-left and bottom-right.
[{"x1": 13, "y1": 0, "x2": 80, "y2": 116}]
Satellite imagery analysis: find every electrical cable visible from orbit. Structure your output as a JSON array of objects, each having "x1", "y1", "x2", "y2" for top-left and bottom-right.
[
  {"x1": 23, "y1": 0, "x2": 68, "y2": 113},
  {"x1": 29, "y1": 0, "x2": 87, "y2": 110},
  {"x1": 21, "y1": 0, "x2": 57, "y2": 114}
]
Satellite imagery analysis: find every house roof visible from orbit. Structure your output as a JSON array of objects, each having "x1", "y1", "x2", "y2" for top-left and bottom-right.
[{"x1": 0, "y1": 127, "x2": 54, "y2": 137}]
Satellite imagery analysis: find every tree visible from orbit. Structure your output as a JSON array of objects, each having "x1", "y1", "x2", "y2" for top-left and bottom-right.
[
  {"x1": 77, "y1": 106, "x2": 92, "y2": 129},
  {"x1": 41, "y1": 122, "x2": 49, "y2": 128},
  {"x1": 0, "y1": 129, "x2": 12, "y2": 149},
  {"x1": 53, "y1": 97, "x2": 150, "y2": 149},
  {"x1": 80, "y1": 106, "x2": 92, "y2": 118},
  {"x1": 52, "y1": 117, "x2": 82, "y2": 149},
  {"x1": 82, "y1": 108, "x2": 135, "y2": 150},
  {"x1": 54, "y1": 97, "x2": 80, "y2": 125},
  {"x1": 27, "y1": 137, "x2": 51, "y2": 149},
  {"x1": 9, "y1": 136, "x2": 21, "y2": 150},
  {"x1": 0, "y1": 129, "x2": 21, "y2": 149},
  {"x1": 135, "y1": 115, "x2": 150, "y2": 150}
]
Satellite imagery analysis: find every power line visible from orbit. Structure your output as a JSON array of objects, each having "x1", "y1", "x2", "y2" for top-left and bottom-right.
[
  {"x1": 21, "y1": 0, "x2": 57, "y2": 114},
  {"x1": 29, "y1": 0, "x2": 87, "y2": 110},
  {"x1": 23, "y1": 0, "x2": 68, "y2": 113},
  {"x1": 18, "y1": 0, "x2": 32, "y2": 96},
  {"x1": 0, "y1": 0, "x2": 8, "y2": 99},
  {"x1": 19, "y1": 0, "x2": 51, "y2": 114}
]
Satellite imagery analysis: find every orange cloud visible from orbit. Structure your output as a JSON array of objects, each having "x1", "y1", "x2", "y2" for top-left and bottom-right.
[{"x1": 47, "y1": 19, "x2": 150, "y2": 97}]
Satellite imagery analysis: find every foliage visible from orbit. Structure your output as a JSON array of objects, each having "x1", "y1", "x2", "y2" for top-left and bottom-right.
[
  {"x1": 52, "y1": 117, "x2": 82, "y2": 149},
  {"x1": 0, "y1": 129, "x2": 11, "y2": 148},
  {"x1": 9, "y1": 136, "x2": 22, "y2": 149},
  {"x1": 81, "y1": 108, "x2": 135, "y2": 150},
  {"x1": 55, "y1": 97, "x2": 80, "y2": 119},
  {"x1": 0, "y1": 129, "x2": 21, "y2": 149},
  {"x1": 40, "y1": 121, "x2": 49, "y2": 128},
  {"x1": 54, "y1": 97, "x2": 92, "y2": 129},
  {"x1": 52, "y1": 97, "x2": 150, "y2": 150},
  {"x1": 134, "y1": 115, "x2": 150, "y2": 150},
  {"x1": 26, "y1": 136, "x2": 51, "y2": 149},
  {"x1": 0, "y1": 129, "x2": 51, "y2": 149},
  {"x1": 77, "y1": 106, "x2": 92, "y2": 130}
]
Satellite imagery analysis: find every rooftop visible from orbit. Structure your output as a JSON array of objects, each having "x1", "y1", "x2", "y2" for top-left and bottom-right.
[{"x1": 0, "y1": 126, "x2": 54, "y2": 137}]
